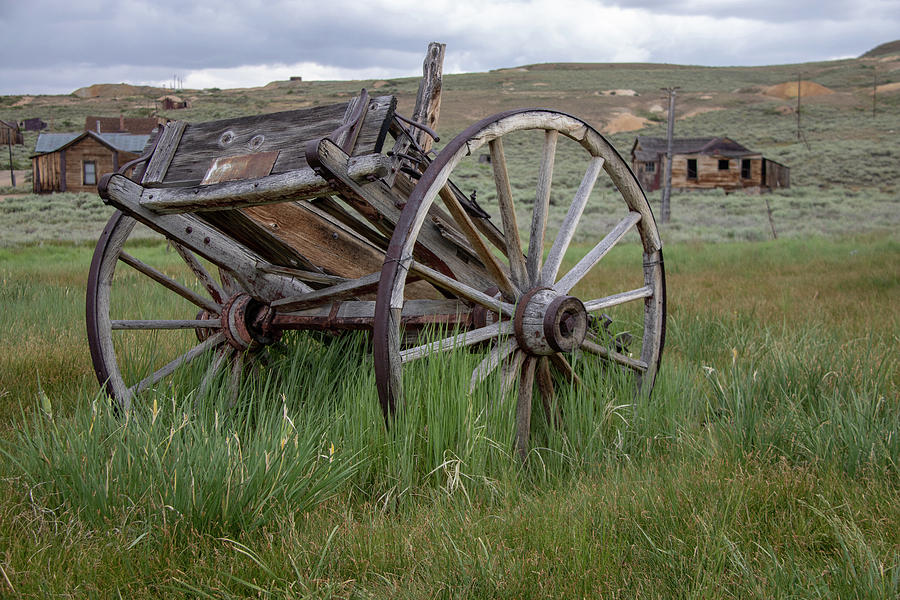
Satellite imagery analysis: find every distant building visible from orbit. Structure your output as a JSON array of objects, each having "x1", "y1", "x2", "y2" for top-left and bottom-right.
[
  {"x1": 84, "y1": 115, "x2": 161, "y2": 135},
  {"x1": 631, "y1": 136, "x2": 790, "y2": 192},
  {"x1": 24, "y1": 118, "x2": 48, "y2": 132},
  {"x1": 31, "y1": 131, "x2": 150, "y2": 193},
  {"x1": 0, "y1": 119, "x2": 23, "y2": 145},
  {"x1": 156, "y1": 95, "x2": 191, "y2": 111}
]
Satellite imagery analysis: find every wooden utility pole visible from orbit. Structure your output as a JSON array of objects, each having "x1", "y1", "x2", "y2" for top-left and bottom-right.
[
  {"x1": 796, "y1": 73, "x2": 802, "y2": 140},
  {"x1": 873, "y1": 68, "x2": 877, "y2": 118},
  {"x1": 6, "y1": 135, "x2": 14, "y2": 188},
  {"x1": 660, "y1": 87, "x2": 679, "y2": 224}
]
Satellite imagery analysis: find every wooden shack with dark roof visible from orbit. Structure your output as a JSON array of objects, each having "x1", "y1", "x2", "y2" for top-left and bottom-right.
[
  {"x1": 631, "y1": 136, "x2": 789, "y2": 192},
  {"x1": 31, "y1": 131, "x2": 150, "y2": 193},
  {"x1": 0, "y1": 119, "x2": 23, "y2": 145}
]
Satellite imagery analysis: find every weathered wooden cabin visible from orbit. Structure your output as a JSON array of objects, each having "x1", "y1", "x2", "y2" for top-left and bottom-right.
[
  {"x1": 156, "y1": 95, "x2": 191, "y2": 111},
  {"x1": 0, "y1": 119, "x2": 24, "y2": 145},
  {"x1": 631, "y1": 136, "x2": 789, "y2": 192},
  {"x1": 24, "y1": 118, "x2": 48, "y2": 132},
  {"x1": 84, "y1": 115, "x2": 161, "y2": 135},
  {"x1": 31, "y1": 131, "x2": 149, "y2": 193}
]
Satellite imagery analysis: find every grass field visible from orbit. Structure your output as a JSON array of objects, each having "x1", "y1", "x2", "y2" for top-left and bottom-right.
[
  {"x1": 0, "y1": 232, "x2": 897, "y2": 597},
  {"x1": 1, "y1": 50, "x2": 898, "y2": 597}
]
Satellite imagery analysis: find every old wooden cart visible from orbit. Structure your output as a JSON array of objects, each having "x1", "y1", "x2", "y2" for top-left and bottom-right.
[{"x1": 86, "y1": 44, "x2": 665, "y2": 458}]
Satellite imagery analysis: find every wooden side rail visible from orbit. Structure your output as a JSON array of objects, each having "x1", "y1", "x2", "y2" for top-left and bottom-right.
[{"x1": 133, "y1": 153, "x2": 391, "y2": 214}]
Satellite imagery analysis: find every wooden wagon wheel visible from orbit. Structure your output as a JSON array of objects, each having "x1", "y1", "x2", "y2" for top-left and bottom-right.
[
  {"x1": 86, "y1": 211, "x2": 276, "y2": 412},
  {"x1": 374, "y1": 109, "x2": 666, "y2": 460}
]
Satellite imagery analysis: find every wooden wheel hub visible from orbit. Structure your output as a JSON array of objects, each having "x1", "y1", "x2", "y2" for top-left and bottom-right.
[
  {"x1": 514, "y1": 287, "x2": 588, "y2": 356},
  {"x1": 221, "y1": 294, "x2": 279, "y2": 351}
]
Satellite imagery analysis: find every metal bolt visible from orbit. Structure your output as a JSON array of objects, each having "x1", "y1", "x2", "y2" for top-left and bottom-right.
[
  {"x1": 204, "y1": 237, "x2": 210, "y2": 244},
  {"x1": 186, "y1": 226, "x2": 193, "y2": 233},
  {"x1": 332, "y1": 232, "x2": 339, "y2": 240}
]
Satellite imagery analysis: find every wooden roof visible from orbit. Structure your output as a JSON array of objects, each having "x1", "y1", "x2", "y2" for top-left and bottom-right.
[
  {"x1": 632, "y1": 136, "x2": 759, "y2": 161},
  {"x1": 33, "y1": 131, "x2": 151, "y2": 155},
  {"x1": 84, "y1": 116, "x2": 160, "y2": 135}
]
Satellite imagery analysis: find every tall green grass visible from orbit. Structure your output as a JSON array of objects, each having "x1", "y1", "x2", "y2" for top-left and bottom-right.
[{"x1": 0, "y1": 235, "x2": 897, "y2": 596}]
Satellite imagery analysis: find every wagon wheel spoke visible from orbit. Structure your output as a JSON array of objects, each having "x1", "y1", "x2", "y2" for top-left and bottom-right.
[
  {"x1": 374, "y1": 110, "x2": 666, "y2": 453},
  {"x1": 218, "y1": 268, "x2": 241, "y2": 297},
  {"x1": 438, "y1": 183, "x2": 518, "y2": 300},
  {"x1": 197, "y1": 347, "x2": 233, "y2": 399},
  {"x1": 489, "y1": 138, "x2": 528, "y2": 289},
  {"x1": 272, "y1": 272, "x2": 381, "y2": 311},
  {"x1": 401, "y1": 321, "x2": 513, "y2": 363},
  {"x1": 553, "y1": 211, "x2": 642, "y2": 294},
  {"x1": 526, "y1": 129, "x2": 558, "y2": 284},
  {"x1": 583, "y1": 286, "x2": 654, "y2": 313},
  {"x1": 539, "y1": 156, "x2": 605, "y2": 286},
  {"x1": 226, "y1": 351, "x2": 244, "y2": 407},
  {"x1": 118, "y1": 251, "x2": 221, "y2": 314},
  {"x1": 514, "y1": 356, "x2": 537, "y2": 461},
  {"x1": 536, "y1": 357, "x2": 562, "y2": 428},
  {"x1": 469, "y1": 336, "x2": 519, "y2": 393},
  {"x1": 500, "y1": 349, "x2": 525, "y2": 399},
  {"x1": 549, "y1": 353, "x2": 582, "y2": 388},
  {"x1": 409, "y1": 260, "x2": 515, "y2": 316},
  {"x1": 128, "y1": 332, "x2": 226, "y2": 396},
  {"x1": 172, "y1": 242, "x2": 227, "y2": 305},
  {"x1": 111, "y1": 319, "x2": 222, "y2": 330},
  {"x1": 580, "y1": 335, "x2": 648, "y2": 373}
]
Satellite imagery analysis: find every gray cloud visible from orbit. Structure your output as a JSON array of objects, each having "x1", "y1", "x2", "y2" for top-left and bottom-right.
[{"x1": 1, "y1": 0, "x2": 896, "y2": 94}]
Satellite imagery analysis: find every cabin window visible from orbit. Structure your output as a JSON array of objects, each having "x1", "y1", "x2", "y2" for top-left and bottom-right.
[
  {"x1": 741, "y1": 159, "x2": 751, "y2": 179},
  {"x1": 83, "y1": 161, "x2": 97, "y2": 185},
  {"x1": 718, "y1": 159, "x2": 730, "y2": 170},
  {"x1": 686, "y1": 158, "x2": 698, "y2": 180},
  {"x1": 645, "y1": 161, "x2": 655, "y2": 173}
]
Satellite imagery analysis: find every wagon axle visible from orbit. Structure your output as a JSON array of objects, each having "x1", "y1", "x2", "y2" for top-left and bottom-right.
[
  {"x1": 220, "y1": 293, "x2": 280, "y2": 351},
  {"x1": 513, "y1": 288, "x2": 588, "y2": 356}
]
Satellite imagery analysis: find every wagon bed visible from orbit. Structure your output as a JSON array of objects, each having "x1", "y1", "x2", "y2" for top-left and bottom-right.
[{"x1": 87, "y1": 43, "x2": 666, "y2": 460}]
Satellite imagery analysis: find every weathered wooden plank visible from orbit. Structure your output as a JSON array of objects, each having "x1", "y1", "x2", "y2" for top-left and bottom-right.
[
  {"x1": 312, "y1": 137, "x2": 495, "y2": 294},
  {"x1": 387, "y1": 42, "x2": 445, "y2": 187},
  {"x1": 153, "y1": 97, "x2": 395, "y2": 187},
  {"x1": 201, "y1": 151, "x2": 279, "y2": 185},
  {"x1": 140, "y1": 154, "x2": 390, "y2": 213},
  {"x1": 272, "y1": 272, "x2": 382, "y2": 311},
  {"x1": 438, "y1": 183, "x2": 518, "y2": 300},
  {"x1": 142, "y1": 121, "x2": 186, "y2": 185},
  {"x1": 411, "y1": 42, "x2": 445, "y2": 154},
  {"x1": 100, "y1": 174, "x2": 313, "y2": 302}
]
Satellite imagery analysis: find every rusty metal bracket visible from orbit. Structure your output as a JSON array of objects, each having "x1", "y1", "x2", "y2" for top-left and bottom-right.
[{"x1": 394, "y1": 112, "x2": 440, "y2": 144}]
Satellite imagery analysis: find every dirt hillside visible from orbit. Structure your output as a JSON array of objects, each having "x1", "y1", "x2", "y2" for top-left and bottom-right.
[{"x1": 765, "y1": 81, "x2": 834, "y2": 99}]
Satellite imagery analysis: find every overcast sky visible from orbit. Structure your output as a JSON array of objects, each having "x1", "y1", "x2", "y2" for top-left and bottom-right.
[{"x1": 1, "y1": 0, "x2": 897, "y2": 95}]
